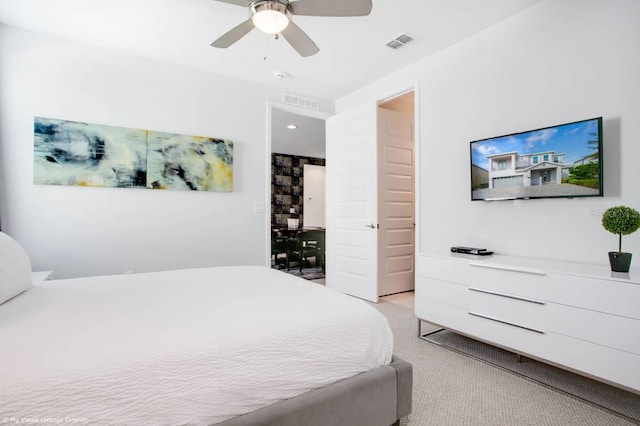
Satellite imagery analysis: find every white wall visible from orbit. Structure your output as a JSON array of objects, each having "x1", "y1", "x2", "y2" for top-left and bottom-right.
[
  {"x1": 337, "y1": 0, "x2": 640, "y2": 265},
  {"x1": 0, "y1": 25, "x2": 333, "y2": 278}
]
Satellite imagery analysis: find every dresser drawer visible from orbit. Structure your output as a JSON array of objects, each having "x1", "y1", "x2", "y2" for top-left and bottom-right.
[
  {"x1": 546, "y1": 273, "x2": 640, "y2": 319},
  {"x1": 416, "y1": 276, "x2": 467, "y2": 307},
  {"x1": 416, "y1": 297, "x2": 549, "y2": 359},
  {"x1": 466, "y1": 285, "x2": 547, "y2": 331},
  {"x1": 547, "y1": 304, "x2": 640, "y2": 355},
  {"x1": 417, "y1": 277, "x2": 547, "y2": 330},
  {"x1": 420, "y1": 256, "x2": 549, "y2": 300},
  {"x1": 544, "y1": 332, "x2": 640, "y2": 392}
]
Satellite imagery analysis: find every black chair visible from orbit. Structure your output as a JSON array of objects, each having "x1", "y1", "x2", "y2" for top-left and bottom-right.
[
  {"x1": 285, "y1": 232, "x2": 302, "y2": 271},
  {"x1": 293, "y1": 229, "x2": 325, "y2": 273},
  {"x1": 271, "y1": 229, "x2": 288, "y2": 269}
]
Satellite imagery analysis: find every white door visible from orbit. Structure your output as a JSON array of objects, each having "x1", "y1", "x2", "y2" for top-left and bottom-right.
[
  {"x1": 302, "y1": 164, "x2": 325, "y2": 228},
  {"x1": 377, "y1": 107, "x2": 415, "y2": 296},
  {"x1": 326, "y1": 104, "x2": 378, "y2": 302}
]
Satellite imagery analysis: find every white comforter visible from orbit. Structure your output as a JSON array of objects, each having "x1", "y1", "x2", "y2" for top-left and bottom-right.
[{"x1": 0, "y1": 266, "x2": 393, "y2": 425}]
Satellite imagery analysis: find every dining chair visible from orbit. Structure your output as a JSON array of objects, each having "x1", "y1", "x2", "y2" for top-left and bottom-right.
[
  {"x1": 294, "y1": 229, "x2": 325, "y2": 273},
  {"x1": 271, "y1": 229, "x2": 288, "y2": 269}
]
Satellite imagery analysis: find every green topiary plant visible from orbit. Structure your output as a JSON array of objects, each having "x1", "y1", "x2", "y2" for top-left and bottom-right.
[{"x1": 601, "y1": 205, "x2": 640, "y2": 252}]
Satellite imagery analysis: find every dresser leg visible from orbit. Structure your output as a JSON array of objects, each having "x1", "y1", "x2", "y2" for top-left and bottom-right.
[{"x1": 417, "y1": 318, "x2": 445, "y2": 339}]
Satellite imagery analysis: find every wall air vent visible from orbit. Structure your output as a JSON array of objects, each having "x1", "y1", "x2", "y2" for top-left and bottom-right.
[
  {"x1": 385, "y1": 33, "x2": 415, "y2": 50},
  {"x1": 282, "y1": 93, "x2": 320, "y2": 110}
]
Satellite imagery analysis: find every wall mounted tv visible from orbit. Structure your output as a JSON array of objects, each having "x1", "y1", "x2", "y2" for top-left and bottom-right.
[{"x1": 470, "y1": 117, "x2": 603, "y2": 201}]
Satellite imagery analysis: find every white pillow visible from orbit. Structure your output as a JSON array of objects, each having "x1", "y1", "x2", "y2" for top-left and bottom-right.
[{"x1": 0, "y1": 231, "x2": 33, "y2": 304}]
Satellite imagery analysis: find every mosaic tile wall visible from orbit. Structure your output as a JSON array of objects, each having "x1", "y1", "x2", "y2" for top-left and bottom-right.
[{"x1": 271, "y1": 153, "x2": 325, "y2": 228}]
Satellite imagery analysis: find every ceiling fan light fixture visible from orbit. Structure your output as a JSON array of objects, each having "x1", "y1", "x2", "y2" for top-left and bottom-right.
[
  {"x1": 212, "y1": 0, "x2": 371, "y2": 57},
  {"x1": 250, "y1": 1, "x2": 291, "y2": 34}
]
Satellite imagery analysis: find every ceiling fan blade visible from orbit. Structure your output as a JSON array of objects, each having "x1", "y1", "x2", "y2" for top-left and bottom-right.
[
  {"x1": 281, "y1": 21, "x2": 319, "y2": 57},
  {"x1": 211, "y1": 19, "x2": 255, "y2": 48},
  {"x1": 212, "y1": 0, "x2": 252, "y2": 7},
  {"x1": 290, "y1": 0, "x2": 372, "y2": 17}
]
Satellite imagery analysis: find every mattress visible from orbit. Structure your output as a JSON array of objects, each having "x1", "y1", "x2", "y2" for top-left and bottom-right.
[{"x1": 0, "y1": 266, "x2": 393, "y2": 425}]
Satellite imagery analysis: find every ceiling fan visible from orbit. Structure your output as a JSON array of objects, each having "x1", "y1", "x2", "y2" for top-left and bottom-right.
[{"x1": 210, "y1": 0, "x2": 372, "y2": 57}]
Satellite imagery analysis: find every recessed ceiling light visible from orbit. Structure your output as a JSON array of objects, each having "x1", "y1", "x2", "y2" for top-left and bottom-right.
[{"x1": 287, "y1": 124, "x2": 297, "y2": 130}]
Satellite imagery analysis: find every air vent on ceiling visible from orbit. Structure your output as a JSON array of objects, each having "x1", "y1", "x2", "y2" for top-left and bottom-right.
[
  {"x1": 385, "y1": 33, "x2": 415, "y2": 50},
  {"x1": 282, "y1": 93, "x2": 320, "y2": 110}
]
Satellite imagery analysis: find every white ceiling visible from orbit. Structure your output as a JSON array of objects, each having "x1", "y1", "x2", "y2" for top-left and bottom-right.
[
  {"x1": 0, "y1": 0, "x2": 542, "y2": 102},
  {"x1": 0, "y1": 0, "x2": 541, "y2": 157},
  {"x1": 271, "y1": 108, "x2": 326, "y2": 158}
]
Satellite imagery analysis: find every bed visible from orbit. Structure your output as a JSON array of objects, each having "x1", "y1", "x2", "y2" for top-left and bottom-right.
[{"x1": 0, "y1": 232, "x2": 412, "y2": 426}]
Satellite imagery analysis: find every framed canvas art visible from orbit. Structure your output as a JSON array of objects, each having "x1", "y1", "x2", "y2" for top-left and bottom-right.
[{"x1": 34, "y1": 117, "x2": 233, "y2": 192}]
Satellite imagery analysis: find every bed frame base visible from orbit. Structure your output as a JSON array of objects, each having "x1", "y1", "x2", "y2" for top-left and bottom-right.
[{"x1": 216, "y1": 355, "x2": 412, "y2": 426}]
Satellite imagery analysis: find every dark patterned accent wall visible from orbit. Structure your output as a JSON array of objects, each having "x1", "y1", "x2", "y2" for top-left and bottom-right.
[{"x1": 272, "y1": 153, "x2": 325, "y2": 228}]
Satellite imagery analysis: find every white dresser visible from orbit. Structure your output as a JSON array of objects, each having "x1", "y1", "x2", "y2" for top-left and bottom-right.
[{"x1": 416, "y1": 253, "x2": 640, "y2": 393}]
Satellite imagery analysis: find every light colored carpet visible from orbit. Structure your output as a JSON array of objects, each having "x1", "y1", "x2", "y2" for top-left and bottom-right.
[
  {"x1": 421, "y1": 327, "x2": 640, "y2": 422},
  {"x1": 372, "y1": 300, "x2": 640, "y2": 426}
]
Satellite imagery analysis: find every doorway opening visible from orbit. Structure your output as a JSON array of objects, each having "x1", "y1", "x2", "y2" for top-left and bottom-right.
[
  {"x1": 377, "y1": 90, "x2": 416, "y2": 297},
  {"x1": 267, "y1": 103, "x2": 329, "y2": 283}
]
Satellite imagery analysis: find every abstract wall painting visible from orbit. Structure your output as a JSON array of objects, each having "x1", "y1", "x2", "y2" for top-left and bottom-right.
[
  {"x1": 34, "y1": 117, "x2": 147, "y2": 188},
  {"x1": 147, "y1": 131, "x2": 233, "y2": 192},
  {"x1": 33, "y1": 117, "x2": 233, "y2": 192}
]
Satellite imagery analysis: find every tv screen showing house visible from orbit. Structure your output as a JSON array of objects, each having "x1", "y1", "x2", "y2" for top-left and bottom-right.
[{"x1": 470, "y1": 117, "x2": 603, "y2": 201}]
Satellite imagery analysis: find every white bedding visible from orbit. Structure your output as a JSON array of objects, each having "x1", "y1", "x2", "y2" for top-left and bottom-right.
[{"x1": 0, "y1": 266, "x2": 393, "y2": 425}]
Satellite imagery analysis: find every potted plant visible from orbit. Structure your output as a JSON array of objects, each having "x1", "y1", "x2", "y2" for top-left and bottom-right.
[{"x1": 601, "y1": 205, "x2": 640, "y2": 272}]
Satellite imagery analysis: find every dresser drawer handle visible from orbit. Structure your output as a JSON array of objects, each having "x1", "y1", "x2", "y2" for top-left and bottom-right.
[
  {"x1": 468, "y1": 312, "x2": 545, "y2": 334},
  {"x1": 468, "y1": 287, "x2": 545, "y2": 305},
  {"x1": 469, "y1": 262, "x2": 546, "y2": 276}
]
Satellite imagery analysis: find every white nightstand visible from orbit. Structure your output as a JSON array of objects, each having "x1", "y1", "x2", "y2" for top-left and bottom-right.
[{"x1": 31, "y1": 270, "x2": 53, "y2": 284}]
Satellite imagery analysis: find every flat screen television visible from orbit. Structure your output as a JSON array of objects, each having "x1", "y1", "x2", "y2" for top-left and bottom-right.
[{"x1": 470, "y1": 117, "x2": 603, "y2": 201}]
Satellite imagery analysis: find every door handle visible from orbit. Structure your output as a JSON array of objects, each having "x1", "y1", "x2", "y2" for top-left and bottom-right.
[{"x1": 365, "y1": 223, "x2": 379, "y2": 229}]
